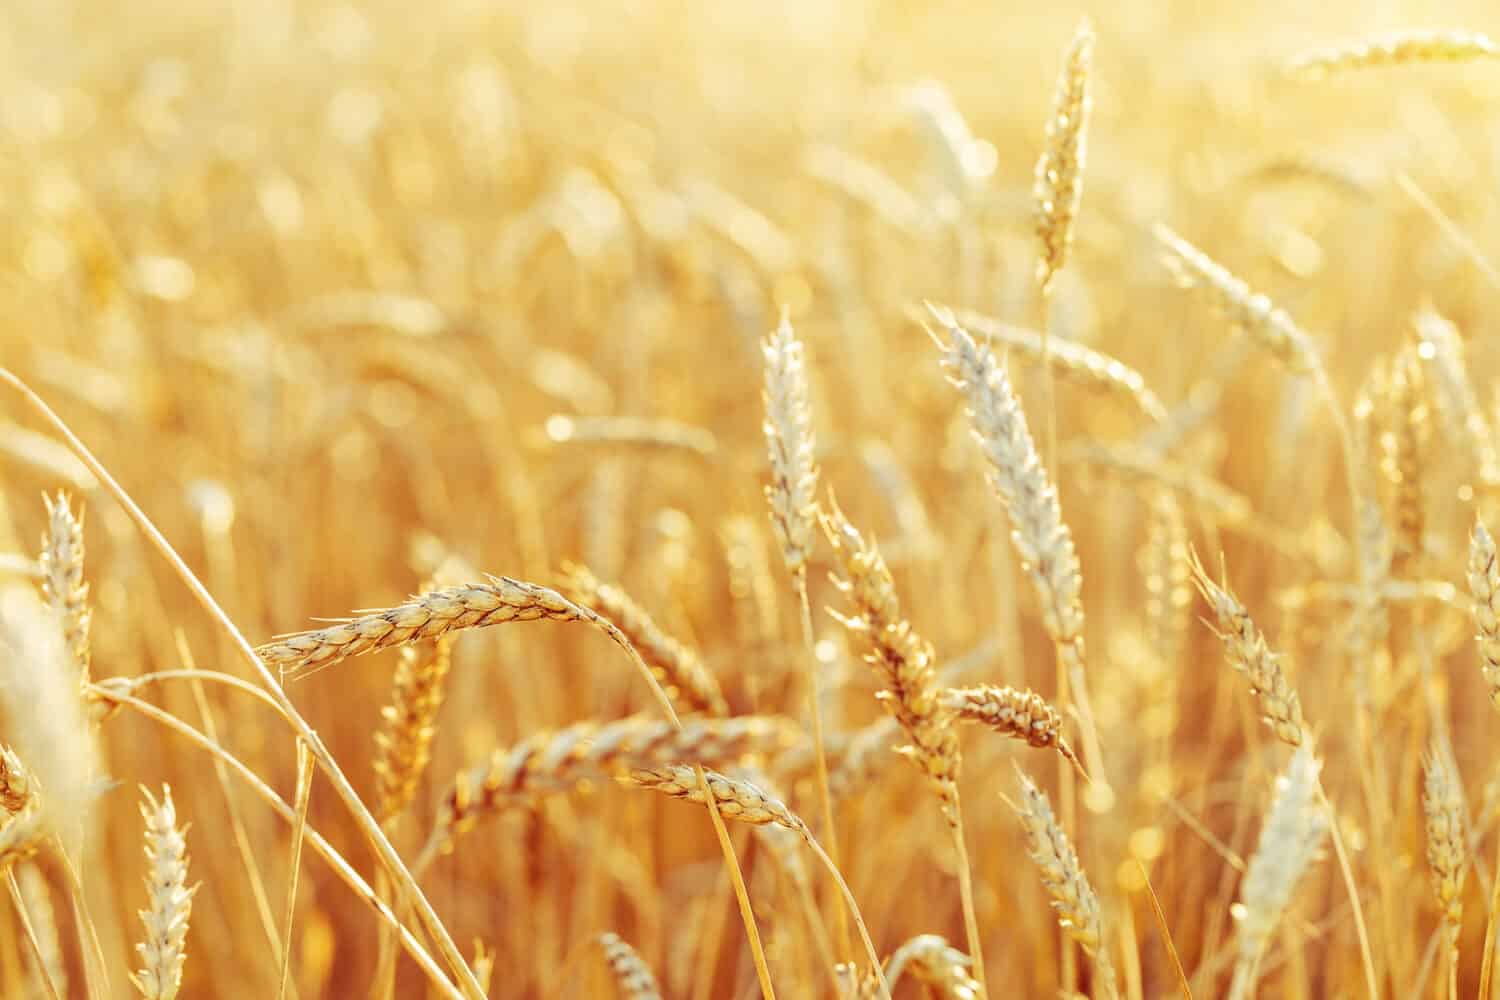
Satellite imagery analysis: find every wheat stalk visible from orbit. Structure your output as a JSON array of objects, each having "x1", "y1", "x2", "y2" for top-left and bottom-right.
[
  {"x1": 1011, "y1": 767, "x2": 1118, "y2": 1000},
  {"x1": 1288, "y1": 30, "x2": 1500, "y2": 76},
  {"x1": 130, "y1": 785, "x2": 196, "y2": 1000},
  {"x1": 1189, "y1": 552, "x2": 1305, "y2": 747},
  {"x1": 536, "y1": 414, "x2": 718, "y2": 459},
  {"x1": 560, "y1": 563, "x2": 728, "y2": 716},
  {"x1": 17, "y1": 863, "x2": 68, "y2": 1000},
  {"x1": 1034, "y1": 18, "x2": 1095, "y2": 293},
  {"x1": 597, "y1": 932, "x2": 663, "y2": 1000}
]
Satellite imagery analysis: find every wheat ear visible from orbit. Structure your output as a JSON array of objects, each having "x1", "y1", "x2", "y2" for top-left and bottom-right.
[
  {"x1": 130, "y1": 785, "x2": 195, "y2": 1000},
  {"x1": 940, "y1": 684, "x2": 1082, "y2": 774},
  {"x1": 37, "y1": 490, "x2": 90, "y2": 683},
  {"x1": 1034, "y1": 17, "x2": 1095, "y2": 293},
  {"x1": 560, "y1": 563, "x2": 728, "y2": 716},
  {"x1": 941, "y1": 307, "x2": 1166, "y2": 424},
  {"x1": 1423, "y1": 742, "x2": 1468, "y2": 999},
  {"x1": 1153, "y1": 224, "x2": 1318, "y2": 373},
  {"x1": 1189, "y1": 551, "x2": 1305, "y2": 747},
  {"x1": 1415, "y1": 306, "x2": 1500, "y2": 484},
  {"x1": 842, "y1": 934, "x2": 981, "y2": 999},
  {"x1": 257, "y1": 576, "x2": 618, "y2": 675},
  {"x1": 597, "y1": 932, "x2": 663, "y2": 1000},
  {"x1": 1288, "y1": 30, "x2": 1500, "y2": 76},
  {"x1": 373, "y1": 634, "x2": 452, "y2": 826},
  {"x1": 1227, "y1": 747, "x2": 1327, "y2": 1000},
  {"x1": 0, "y1": 745, "x2": 34, "y2": 815},
  {"x1": 1468, "y1": 517, "x2": 1500, "y2": 708},
  {"x1": 1011, "y1": 768, "x2": 1118, "y2": 1000}
]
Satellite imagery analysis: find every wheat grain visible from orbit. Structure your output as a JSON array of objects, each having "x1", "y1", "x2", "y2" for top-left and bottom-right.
[
  {"x1": 131, "y1": 785, "x2": 195, "y2": 1000},
  {"x1": 1034, "y1": 18, "x2": 1095, "y2": 292},
  {"x1": 0, "y1": 745, "x2": 34, "y2": 815},
  {"x1": 1190, "y1": 553, "x2": 1305, "y2": 747},
  {"x1": 560, "y1": 563, "x2": 728, "y2": 716},
  {"x1": 598, "y1": 932, "x2": 663, "y2": 1000}
]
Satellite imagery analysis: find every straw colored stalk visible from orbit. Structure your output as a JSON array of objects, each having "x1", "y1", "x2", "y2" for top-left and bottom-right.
[
  {"x1": 1034, "y1": 17, "x2": 1095, "y2": 293},
  {"x1": 18, "y1": 863, "x2": 67, "y2": 1000},
  {"x1": 559, "y1": 564, "x2": 728, "y2": 717}
]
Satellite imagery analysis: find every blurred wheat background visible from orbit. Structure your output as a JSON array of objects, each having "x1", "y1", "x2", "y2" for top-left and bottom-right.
[{"x1": 3, "y1": 1, "x2": 1500, "y2": 997}]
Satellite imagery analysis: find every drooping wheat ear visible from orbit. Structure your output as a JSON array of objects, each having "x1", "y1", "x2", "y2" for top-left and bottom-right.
[
  {"x1": 938, "y1": 685, "x2": 1082, "y2": 773},
  {"x1": 820, "y1": 499, "x2": 959, "y2": 806},
  {"x1": 18, "y1": 862, "x2": 67, "y2": 999},
  {"x1": 0, "y1": 744, "x2": 34, "y2": 814},
  {"x1": 1062, "y1": 440, "x2": 1252, "y2": 525},
  {"x1": 425, "y1": 715, "x2": 796, "y2": 863},
  {"x1": 1227, "y1": 747, "x2": 1328, "y2": 1000},
  {"x1": 1011, "y1": 768, "x2": 1119, "y2": 1000},
  {"x1": 804, "y1": 144, "x2": 934, "y2": 236},
  {"x1": 560, "y1": 563, "x2": 728, "y2": 716},
  {"x1": 1033, "y1": 17, "x2": 1095, "y2": 293},
  {"x1": 1288, "y1": 30, "x2": 1500, "y2": 77},
  {"x1": 762, "y1": 309, "x2": 821, "y2": 580},
  {"x1": 131, "y1": 785, "x2": 196, "y2": 1000},
  {"x1": 623, "y1": 764, "x2": 807, "y2": 833},
  {"x1": 1416, "y1": 307, "x2": 1500, "y2": 484},
  {"x1": 943, "y1": 307, "x2": 1167, "y2": 424},
  {"x1": 1143, "y1": 491, "x2": 1192, "y2": 671},
  {"x1": 597, "y1": 932, "x2": 663, "y2": 1000},
  {"x1": 1467, "y1": 518, "x2": 1500, "y2": 709},
  {"x1": 0, "y1": 808, "x2": 44, "y2": 871},
  {"x1": 36, "y1": 490, "x2": 90, "y2": 683},
  {"x1": 720, "y1": 515, "x2": 780, "y2": 651},
  {"x1": 842, "y1": 934, "x2": 981, "y2": 999},
  {"x1": 1380, "y1": 345, "x2": 1428, "y2": 571},
  {"x1": 1189, "y1": 552, "x2": 1305, "y2": 747},
  {"x1": 373, "y1": 633, "x2": 452, "y2": 826},
  {"x1": 537, "y1": 414, "x2": 718, "y2": 459},
  {"x1": 1423, "y1": 744, "x2": 1468, "y2": 944},
  {"x1": 930, "y1": 306, "x2": 1087, "y2": 669},
  {"x1": 1153, "y1": 224, "x2": 1318, "y2": 373},
  {"x1": 257, "y1": 576, "x2": 611, "y2": 676}
]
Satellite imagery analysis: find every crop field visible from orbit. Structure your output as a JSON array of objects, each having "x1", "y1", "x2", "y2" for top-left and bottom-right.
[{"x1": 3, "y1": 2, "x2": 1500, "y2": 998}]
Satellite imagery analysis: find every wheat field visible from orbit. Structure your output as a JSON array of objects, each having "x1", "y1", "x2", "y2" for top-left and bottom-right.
[{"x1": 4, "y1": 1, "x2": 1500, "y2": 997}]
